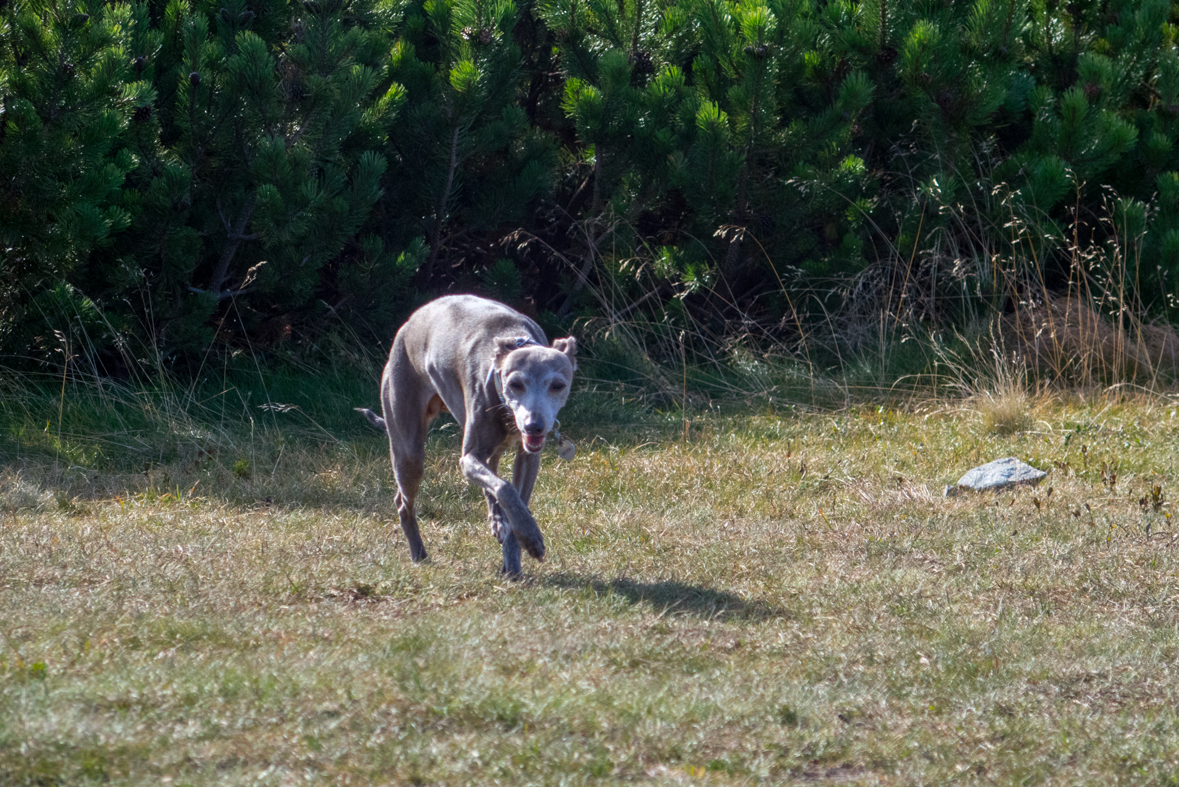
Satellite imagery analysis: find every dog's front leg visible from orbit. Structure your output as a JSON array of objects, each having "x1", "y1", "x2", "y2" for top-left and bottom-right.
[
  {"x1": 460, "y1": 453, "x2": 546, "y2": 563},
  {"x1": 512, "y1": 449, "x2": 541, "y2": 505},
  {"x1": 481, "y1": 492, "x2": 523, "y2": 577},
  {"x1": 491, "y1": 450, "x2": 542, "y2": 577},
  {"x1": 482, "y1": 491, "x2": 523, "y2": 577},
  {"x1": 479, "y1": 449, "x2": 520, "y2": 576}
]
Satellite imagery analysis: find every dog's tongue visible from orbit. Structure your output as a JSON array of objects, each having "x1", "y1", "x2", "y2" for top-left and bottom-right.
[{"x1": 523, "y1": 434, "x2": 546, "y2": 453}]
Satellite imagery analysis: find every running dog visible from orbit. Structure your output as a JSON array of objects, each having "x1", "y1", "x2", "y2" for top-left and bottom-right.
[{"x1": 358, "y1": 295, "x2": 577, "y2": 576}]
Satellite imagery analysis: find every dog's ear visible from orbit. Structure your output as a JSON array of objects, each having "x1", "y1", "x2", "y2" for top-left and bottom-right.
[
  {"x1": 552, "y1": 337, "x2": 578, "y2": 371},
  {"x1": 495, "y1": 337, "x2": 520, "y2": 363}
]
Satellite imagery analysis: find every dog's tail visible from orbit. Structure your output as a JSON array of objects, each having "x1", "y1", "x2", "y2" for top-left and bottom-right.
[{"x1": 355, "y1": 407, "x2": 387, "y2": 433}]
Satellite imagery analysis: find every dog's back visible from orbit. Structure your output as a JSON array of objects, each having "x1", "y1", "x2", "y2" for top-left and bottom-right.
[
  {"x1": 398, "y1": 295, "x2": 546, "y2": 364},
  {"x1": 391, "y1": 295, "x2": 548, "y2": 423}
]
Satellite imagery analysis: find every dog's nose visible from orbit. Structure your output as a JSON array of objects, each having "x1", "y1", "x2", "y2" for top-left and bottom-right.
[{"x1": 523, "y1": 420, "x2": 546, "y2": 435}]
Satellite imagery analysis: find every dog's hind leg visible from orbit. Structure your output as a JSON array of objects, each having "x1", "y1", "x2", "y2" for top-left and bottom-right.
[
  {"x1": 382, "y1": 371, "x2": 432, "y2": 563},
  {"x1": 392, "y1": 463, "x2": 426, "y2": 563}
]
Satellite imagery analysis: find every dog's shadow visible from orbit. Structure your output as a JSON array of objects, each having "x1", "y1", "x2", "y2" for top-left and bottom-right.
[{"x1": 539, "y1": 571, "x2": 787, "y2": 622}]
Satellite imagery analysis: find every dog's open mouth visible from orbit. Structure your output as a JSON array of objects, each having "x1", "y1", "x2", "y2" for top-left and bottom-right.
[{"x1": 522, "y1": 433, "x2": 546, "y2": 453}]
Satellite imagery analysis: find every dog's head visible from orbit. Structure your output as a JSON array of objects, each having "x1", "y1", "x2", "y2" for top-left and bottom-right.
[{"x1": 495, "y1": 336, "x2": 577, "y2": 453}]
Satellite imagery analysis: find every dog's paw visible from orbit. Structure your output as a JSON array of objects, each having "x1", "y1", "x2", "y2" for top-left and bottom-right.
[
  {"x1": 490, "y1": 514, "x2": 509, "y2": 544},
  {"x1": 516, "y1": 528, "x2": 545, "y2": 561},
  {"x1": 505, "y1": 502, "x2": 546, "y2": 561}
]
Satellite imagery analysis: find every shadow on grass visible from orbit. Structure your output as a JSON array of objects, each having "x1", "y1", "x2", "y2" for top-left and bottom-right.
[{"x1": 541, "y1": 571, "x2": 787, "y2": 622}]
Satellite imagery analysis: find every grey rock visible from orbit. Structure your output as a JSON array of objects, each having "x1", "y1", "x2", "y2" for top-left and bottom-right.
[{"x1": 946, "y1": 457, "x2": 1046, "y2": 496}]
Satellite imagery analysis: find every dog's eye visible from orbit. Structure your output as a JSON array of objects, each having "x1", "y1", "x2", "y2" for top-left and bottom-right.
[
  {"x1": 550, "y1": 382, "x2": 566, "y2": 392},
  {"x1": 508, "y1": 380, "x2": 525, "y2": 392}
]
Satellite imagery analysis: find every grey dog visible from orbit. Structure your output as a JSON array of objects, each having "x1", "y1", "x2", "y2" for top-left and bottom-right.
[{"x1": 357, "y1": 295, "x2": 577, "y2": 576}]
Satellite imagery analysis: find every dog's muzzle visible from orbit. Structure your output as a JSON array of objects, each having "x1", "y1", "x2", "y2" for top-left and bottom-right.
[{"x1": 521, "y1": 431, "x2": 546, "y2": 453}]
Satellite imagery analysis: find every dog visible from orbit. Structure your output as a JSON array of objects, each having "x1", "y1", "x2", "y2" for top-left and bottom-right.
[{"x1": 357, "y1": 295, "x2": 577, "y2": 576}]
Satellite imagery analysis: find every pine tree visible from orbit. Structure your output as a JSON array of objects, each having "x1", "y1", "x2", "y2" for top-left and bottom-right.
[
  {"x1": 6, "y1": 0, "x2": 1179, "y2": 363},
  {"x1": 547, "y1": 0, "x2": 876, "y2": 304},
  {"x1": 130, "y1": 0, "x2": 401, "y2": 353},
  {"x1": 539, "y1": 0, "x2": 703, "y2": 315},
  {"x1": 0, "y1": 0, "x2": 148, "y2": 355},
  {"x1": 383, "y1": 0, "x2": 556, "y2": 281}
]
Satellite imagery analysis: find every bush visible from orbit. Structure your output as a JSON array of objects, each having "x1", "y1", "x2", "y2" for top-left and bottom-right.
[{"x1": 3, "y1": 0, "x2": 1179, "y2": 372}]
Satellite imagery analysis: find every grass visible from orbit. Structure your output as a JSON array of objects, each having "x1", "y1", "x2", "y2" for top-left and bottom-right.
[{"x1": 3, "y1": 369, "x2": 1179, "y2": 785}]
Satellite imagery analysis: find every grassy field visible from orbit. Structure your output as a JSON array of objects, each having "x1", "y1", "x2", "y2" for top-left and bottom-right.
[{"x1": 2, "y1": 374, "x2": 1179, "y2": 785}]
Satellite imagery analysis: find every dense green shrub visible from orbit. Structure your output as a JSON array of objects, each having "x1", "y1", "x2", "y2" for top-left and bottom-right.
[{"x1": 2, "y1": 0, "x2": 1178, "y2": 369}]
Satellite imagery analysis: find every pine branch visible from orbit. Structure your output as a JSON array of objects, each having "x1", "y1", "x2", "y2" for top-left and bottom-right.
[
  {"x1": 631, "y1": 0, "x2": 643, "y2": 59},
  {"x1": 427, "y1": 123, "x2": 464, "y2": 271},
  {"x1": 209, "y1": 192, "x2": 258, "y2": 294},
  {"x1": 187, "y1": 285, "x2": 257, "y2": 300}
]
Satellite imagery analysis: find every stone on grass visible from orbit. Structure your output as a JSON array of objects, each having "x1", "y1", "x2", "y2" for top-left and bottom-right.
[{"x1": 945, "y1": 457, "x2": 1046, "y2": 497}]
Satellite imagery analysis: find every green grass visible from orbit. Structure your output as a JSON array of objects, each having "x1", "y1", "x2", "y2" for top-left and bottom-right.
[{"x1": 2, "y1": 371, "x2": 1179, "y2": 785}]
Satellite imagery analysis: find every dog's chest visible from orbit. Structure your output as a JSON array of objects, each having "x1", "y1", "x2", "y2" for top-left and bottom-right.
[{"x1": 498, "y1": 404, "x2": 519, "y2": 437}]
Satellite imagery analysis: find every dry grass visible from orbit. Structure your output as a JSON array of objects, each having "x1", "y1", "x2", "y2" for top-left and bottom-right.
[
  {"x1": 999, "y1": 294, "x2": 1179, "y2": 388},
  {"x1": 965, "y1": 351, "x2": 1038, "y2": 437},
  {"x1": 3, "y1": 385, "x2": 1179, "y2": 785}
]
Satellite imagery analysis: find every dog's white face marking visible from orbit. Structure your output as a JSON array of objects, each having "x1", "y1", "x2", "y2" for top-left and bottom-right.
[{"x1": 498, "y1": 342, "x2": 576, "y2": 454}]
